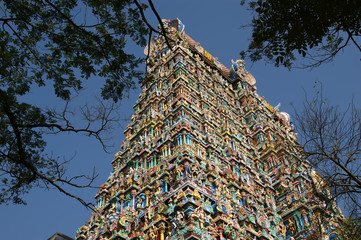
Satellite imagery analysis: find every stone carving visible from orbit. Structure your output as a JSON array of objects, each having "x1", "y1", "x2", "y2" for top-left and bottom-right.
[{"x1": 76, "y1": 19, "x2": 343, "y2": 240}]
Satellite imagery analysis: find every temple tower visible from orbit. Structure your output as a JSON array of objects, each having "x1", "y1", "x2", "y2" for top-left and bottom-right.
[{"x1": 76, "y1": 19, "x2": 343, "y2": 240}]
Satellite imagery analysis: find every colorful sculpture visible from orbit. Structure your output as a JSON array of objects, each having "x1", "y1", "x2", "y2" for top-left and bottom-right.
[{"x1": 76, "y1": 19, "x2": 343, "y2": 240}]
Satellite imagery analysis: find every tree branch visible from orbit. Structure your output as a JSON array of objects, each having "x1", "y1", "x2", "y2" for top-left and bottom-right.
[
  {"x1": 147, "y1": 0, "x2": 173, "y2": 50},
  {"x1": 0, "y1": 90, "x2": 36, "y2": 183},
  {"x1": 133, "y1": 0, "x2": 159, "y2": 34},
  {"x1": 345, "y1": 29, "x2": 361, "y2": 53}
]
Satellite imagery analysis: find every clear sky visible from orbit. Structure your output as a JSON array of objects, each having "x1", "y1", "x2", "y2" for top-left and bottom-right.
[{"x1": 1, "y1": 1, "x2": 360, "y2": 239}]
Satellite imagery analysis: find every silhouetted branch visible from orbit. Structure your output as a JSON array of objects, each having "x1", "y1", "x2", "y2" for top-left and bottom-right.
[{"x1": 294, "y1": 86, "x2": 361, "y2": 219}]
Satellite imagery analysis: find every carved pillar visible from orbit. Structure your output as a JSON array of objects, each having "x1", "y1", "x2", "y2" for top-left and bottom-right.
[
  {"x1": 301, "y1": 210, "x2": 309, "y2": 227},
  {"x1": 164, "y1": 177, "x2": 169, "y2": 192},
  {"x1": 145, "y1": 190, "x2": 150, "y2": 206},
  {"x1": 131, "y1": 189, "x2": 137, "y2": 210},
  {"x1": 199, "y1": 219, "x2": 204, "y2": 229},
  {"x1": 168, "y1": 144, "x2": 171, "y2": 156},
  {"x1": 119, "y1": 194, "x2": 124, "y2": 212},
  {"x1": 158, "y1": 225, "x2": 166, "y2": 240}
]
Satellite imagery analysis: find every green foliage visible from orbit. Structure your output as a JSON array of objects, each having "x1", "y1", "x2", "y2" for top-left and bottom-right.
[
  {"x1": 1, "y1": 0, "x2": 148, "y2": 101},
  {"x1": 242, "y1": 0, "x2": 361, "y2": 68},
  {"x1": 0, "y1": 90, "x2": 48, "y2": 204},
  {"x1": 0, "y1": 0, "x2": 148, "y2": 205}
]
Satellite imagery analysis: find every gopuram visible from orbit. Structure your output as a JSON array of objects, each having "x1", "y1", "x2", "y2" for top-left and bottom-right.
[{"x1": 76, "y1": 19, "x2": 343, "y2": 240}]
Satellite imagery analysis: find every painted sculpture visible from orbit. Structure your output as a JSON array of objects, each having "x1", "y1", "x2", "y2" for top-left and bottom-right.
[{"x1": 76, "y1": 19, "x2": 343, "y2": 240}]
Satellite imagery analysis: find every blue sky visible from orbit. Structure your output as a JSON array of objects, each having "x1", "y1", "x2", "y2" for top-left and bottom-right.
[{"x1": 1, "y1": 1, "x2": 360, "y2": 239}]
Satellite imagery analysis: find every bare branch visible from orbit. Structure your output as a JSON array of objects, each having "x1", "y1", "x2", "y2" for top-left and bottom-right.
[
  {"x1": 345, "y1": 29, "x2": 361, "y2": 53},
  {"x1": 133, "y1": 0, "x2": 159, "y2": 34},
  {"x1": 294, "y1": 86, "x2": 361, "y2": 218},
  {"x1": 147, "y1": 0, "x2": 173, "y2": 50},
  {"x1": 299, "y1": 33, "x2": 351, "y2": 69}
]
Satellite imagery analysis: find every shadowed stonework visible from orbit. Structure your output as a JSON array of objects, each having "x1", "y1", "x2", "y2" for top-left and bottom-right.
[{"x1": 76, "y1": 19, "x2": 343, "y2": 240}]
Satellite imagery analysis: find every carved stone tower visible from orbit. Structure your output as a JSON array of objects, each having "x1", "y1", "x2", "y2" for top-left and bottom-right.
[{"x1": 76, "y1": 19, "x2": 343, "y2": 240}]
